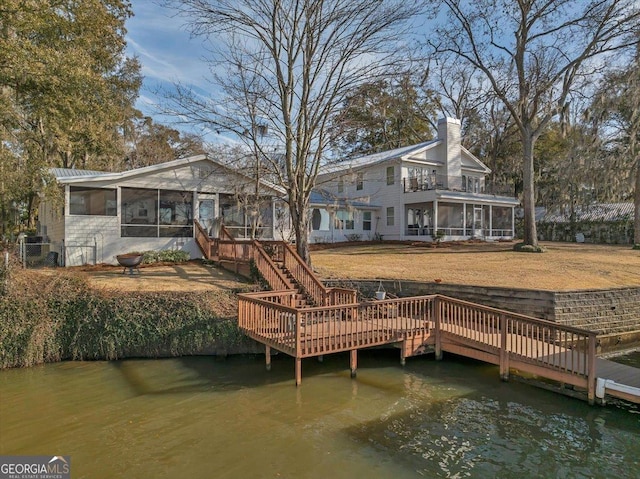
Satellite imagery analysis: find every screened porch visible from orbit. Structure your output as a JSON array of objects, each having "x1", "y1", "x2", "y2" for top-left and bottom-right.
[{"x1": 405, "y1": 201, "x2": 514, "y2": 240}]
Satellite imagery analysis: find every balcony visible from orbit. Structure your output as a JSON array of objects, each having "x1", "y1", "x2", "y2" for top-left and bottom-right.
[{"x1": 403, "y1": 175, "x2": 515, "y2": 197}]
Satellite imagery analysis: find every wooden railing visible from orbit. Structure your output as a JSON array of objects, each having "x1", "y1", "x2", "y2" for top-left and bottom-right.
[
  {"x1": 281, "y1": 243, "x2": 327, "y2": 305},
  {"x1": 194, "y1": 220, "x2": 357, "y2": 306},
  {"x1": 252, "y1": 242, "x2": 292, "y2": 291},
  {"x1": 195, "y1": 220, "x2": 218, "y2": 259},
  {"x1": 238, "y1": 293, "x2": 434, "y2": 357},
  {"x1": 238, "y1": 292, "x2": 597, "y2": 401},
  {"x1": 219, "y1": 224, "x2": 235, "y2": 241},
  {"x1": 238, "y1": 292, "x2": 298, "y2": 356},
  {"x1": 436, "y1": 296, "x2": 596, "y2": 399}
]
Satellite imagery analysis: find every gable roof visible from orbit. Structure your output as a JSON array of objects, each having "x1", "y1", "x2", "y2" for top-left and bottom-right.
[
  {"x1": 319, "y1": 140, "x2": 440, "y2": 176},
  {"x1": 50, "y1": 154, "x2": 209, "y2": 183},
  {"x1": 49, "y1": 154, "x2": 286, "y2": 195},
  {"x1": 319, "y1": 139, "x2": 490, "y2": 176}
]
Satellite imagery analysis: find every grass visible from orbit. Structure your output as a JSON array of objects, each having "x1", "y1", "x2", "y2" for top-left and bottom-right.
[{"x1": 310, "y1": 241, "x2": 640, "y2": 291}]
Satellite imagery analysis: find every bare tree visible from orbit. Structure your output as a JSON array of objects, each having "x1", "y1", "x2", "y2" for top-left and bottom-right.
[
  {"x1": 590, "y1": 40, "x2": 640, "y2": 245},
  {"x1": 430, "y1": 0, "x2": 640, "y2": 250},
  {"x1": 162, "y1": 0, "x2": 424, "y2": 262}
]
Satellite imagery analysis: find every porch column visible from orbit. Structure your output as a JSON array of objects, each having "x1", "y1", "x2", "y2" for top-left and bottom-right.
[
  {"x1": 511, "y1": 207, "x2": 515, "y2": 238},
  {"x1": 489, "y1": 205, "x2": 493, "y2": 238},
  {"x1": 463, "y1": 203, "x2": 467, "y2": 236},
  {"x1": 433, "y1": 200, "x2": 438, "y2": 238},
  {"x1": 271, "y1": 200, "x2": 276, "y2": 239}
]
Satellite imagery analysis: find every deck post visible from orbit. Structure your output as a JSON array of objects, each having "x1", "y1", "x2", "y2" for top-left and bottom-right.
[
  {"x1": 265, "y1": 345, "x2": 271, "y2": 371},
  {"x1": 295, "y1": 357, "x2": 302, "y2": 386},
  {"x1": 350, "y1": 349, "x2": 357, "y2": 378},
  {"x1": 318, "y1": 355, "x2": 324, "y2": 363},
  {"x1": 587, "y1": 333, "x2": 597, "y2": 405},
  {"x1": 434, "y1": 296, "x2": 442, "y2": 360},
  {"x1": 499, "y1": 313, "x2": 509, "y2": 381}
]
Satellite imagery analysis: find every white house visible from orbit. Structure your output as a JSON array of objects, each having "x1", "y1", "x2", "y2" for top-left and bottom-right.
[
  {"x1": 310, "y1": 117, "x2": 520, "y2": 243},
  {"x1": 38, "y1": 154, "x2": 285, "y2": 266}
]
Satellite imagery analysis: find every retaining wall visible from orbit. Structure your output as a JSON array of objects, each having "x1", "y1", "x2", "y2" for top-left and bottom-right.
[{"x1": 324, "y1": 279, "x2": 640, "y2": 353}]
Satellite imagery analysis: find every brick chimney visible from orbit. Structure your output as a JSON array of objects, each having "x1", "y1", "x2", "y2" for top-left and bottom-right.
[{"x1": 437, "y1": 117, "x2": 461, "y2": 188}]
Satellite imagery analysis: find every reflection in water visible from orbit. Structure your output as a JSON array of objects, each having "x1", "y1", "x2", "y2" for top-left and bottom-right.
[{"x1": 0, "y1": 351, "x2": 638, "y2": 479}]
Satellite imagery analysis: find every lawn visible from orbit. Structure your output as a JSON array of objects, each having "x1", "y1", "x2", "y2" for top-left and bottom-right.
[
  {"x1": 310, "y1": 241, "x2": 640, "y2": 291},
  {"x1": 63, "y1": 241, "x2": 640, "y2": 292}
]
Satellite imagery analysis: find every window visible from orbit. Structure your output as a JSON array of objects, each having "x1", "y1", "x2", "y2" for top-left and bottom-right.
[
  {"x1": 356, "y1": 172, "x2": 364, "y2": 191},
  {"x1": 386, "y1": 166, "x2": 394, "y2": 185},
  {"x1": 121, "y1": 188, "x2": 193, "y2": 237},
  {"x1": 386, "y1": 207, "x2": 395, "y2": 226},
  {"x1": 312, "y1": 208, "x2": 330, "y2": 231},
  {"x1": 363, "y1": 211, "x2": 372, "y2": 231},
  {"x1": 338, "y1": 178, "x2": 344, "y2": 193},
  {"x1": 159, "y1": 190, "x2": 194, "y2": 237},
  {"x1": 69, "y1": 187, "x2": 116, "y2": 216},
  {"x1": 335, "y1": 210, "x2": 354, "y2": 230}
]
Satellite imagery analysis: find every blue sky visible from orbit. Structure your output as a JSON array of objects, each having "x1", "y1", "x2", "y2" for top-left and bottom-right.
[{"x1": 125, "y1": 1, "x2": 217, "y2": 137}]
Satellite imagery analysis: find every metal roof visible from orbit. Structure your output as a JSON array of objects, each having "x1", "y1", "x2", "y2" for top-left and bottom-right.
[
  {"x1": 541, "y1": 203, "x2": 634, "y2": 223},
  {"x1": 49, "y1": 168, "x2": 109, "y2": 178},
  {"x1": 319, "y1": 140, "x2": 439, "y2": 176}
]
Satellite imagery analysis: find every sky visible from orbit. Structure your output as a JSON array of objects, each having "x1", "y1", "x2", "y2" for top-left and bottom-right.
[{"x1": 124, "y1": 1, "x2": 224, "y2": 141}]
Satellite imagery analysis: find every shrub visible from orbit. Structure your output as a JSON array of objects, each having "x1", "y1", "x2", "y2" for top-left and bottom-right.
[
  {"x1": 513, "y1": 242, "x2": 547, "y2": 253},
  {"x1": 0, "y1": 268, "x2": 250, "y2": 369},
  {"x1": 139, "y1": 249, "x2": 190, "y2": 264},
  {"x1": 345, "y1": 234, "x2": 362, "y2": 242}
]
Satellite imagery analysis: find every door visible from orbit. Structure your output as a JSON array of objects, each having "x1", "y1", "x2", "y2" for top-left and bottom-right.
[
  {"x1": 473, "y1": 206, "x2": 483, "y2": 238},
  {"x1": 198, "y1": 194, "x2": 217, "y2": 237}
]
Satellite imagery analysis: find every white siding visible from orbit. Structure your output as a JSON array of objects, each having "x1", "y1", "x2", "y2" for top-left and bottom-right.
[{"x1": 62, "y1": 215, "x2": 200, "y2": 266}]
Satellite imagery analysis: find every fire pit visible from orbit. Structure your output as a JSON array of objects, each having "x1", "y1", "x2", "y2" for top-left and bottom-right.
[{"x1": 116, "y1": 253, "x2": 143, "y2": 275}]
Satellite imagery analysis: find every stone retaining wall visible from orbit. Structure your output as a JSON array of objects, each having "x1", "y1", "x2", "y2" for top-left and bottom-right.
[{"x1": 324, "y1": 279, "x2": 640, "y2": 352}]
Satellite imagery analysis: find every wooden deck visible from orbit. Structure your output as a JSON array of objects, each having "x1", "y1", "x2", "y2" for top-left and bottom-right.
[
  {"x1": 239, "y1": 293, "x2": 621, "y2": 403},
  {"x1": 194, "y1": 223, "x2": 639, "y2": 405}
]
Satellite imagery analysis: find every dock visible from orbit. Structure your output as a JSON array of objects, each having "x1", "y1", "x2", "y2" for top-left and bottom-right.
[{"x1": 195, "y1": 222, "x2": 640, "y2": 405}]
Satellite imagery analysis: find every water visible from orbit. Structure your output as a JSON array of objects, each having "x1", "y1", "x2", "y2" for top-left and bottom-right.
[{"x1": 1, "y1": 351, "x2": 639, "y2": 479}]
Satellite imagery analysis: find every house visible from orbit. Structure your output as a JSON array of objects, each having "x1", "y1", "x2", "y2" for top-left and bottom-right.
[
  {"x1": 311, "y1": 117, "x2": 520, "y2": 243},
  {"x1": 38, "y1": 154, "x2": 285, "y2": 266}
]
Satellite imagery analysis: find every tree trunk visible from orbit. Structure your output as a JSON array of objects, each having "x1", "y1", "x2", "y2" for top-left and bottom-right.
[
  {"x1": 292, "y1": 195, "x2": 311, "y2": 265},
  {"x1": 634, "y1": 157, "x2": 640, "y2": 246},
  {"x1": 521, "y1": 135, "x2": 539, "y2": 247}
]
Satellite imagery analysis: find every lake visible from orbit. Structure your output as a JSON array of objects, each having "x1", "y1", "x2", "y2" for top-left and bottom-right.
[{"x1": 1, "y1": 350, "x2": 638, "y2": 478}]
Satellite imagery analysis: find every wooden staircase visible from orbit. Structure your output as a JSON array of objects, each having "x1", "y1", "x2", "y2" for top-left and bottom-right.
[{"x1": 194, "y1": 219, "x2": 356, "y2": 306}]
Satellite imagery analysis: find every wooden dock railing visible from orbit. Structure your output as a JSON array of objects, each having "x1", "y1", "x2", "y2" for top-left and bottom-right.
[
  {"x1": 238, "y1": 293, "x2": 435, "y2": 357},
  {"x1": 238, "y1": 291, "x2": 598, "y2": 402},
  {"x1": 436, "y1": 295, "x2": 597, "y2": 400}
]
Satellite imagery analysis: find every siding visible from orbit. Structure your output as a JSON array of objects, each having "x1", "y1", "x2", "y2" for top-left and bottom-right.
[{"x1": 63, "y1": 215, "x2": 200, "y2": 266}]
